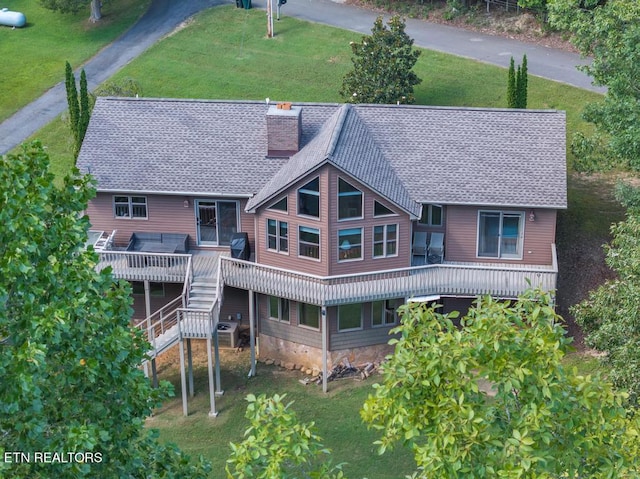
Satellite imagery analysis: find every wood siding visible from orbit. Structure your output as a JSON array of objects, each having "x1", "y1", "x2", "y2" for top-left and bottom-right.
[
  {"x1": 219, "y1": 287, "x2": 249, "y2": 324},
  {"x1": 444, "y1": 206, "x2": 557, "y2": 265},
  {"x1": 327, "y1": 303, "x2": 397, "y2": 351},
  {"x1": 130, "y1": 282, "x2": 183, "y2": 321},
  {"x1": 87, "y1": 193, "x2": 254, "y2": 251},
  {"x1": 254, "y1": 165, "x2": 412, "y2": 277}
]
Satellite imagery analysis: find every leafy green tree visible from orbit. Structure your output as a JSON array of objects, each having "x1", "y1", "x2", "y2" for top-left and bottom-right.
[
  {"x1": 226, "y1": 394, "x2": 344, "y2": 479},
  {"x1": 572, "y1": 210, "x2": 640, "y2": 406},
  {"x1": 65, "y1": 61, "x2": 79, "y2": 148},
  {"x1": 361, "y1": 291, "x2": 640, "y2": 478},
  {"x1": 79, "y1": 69, "x2": 90, "y2": 151},
  {"x1": 40, "y1": 0, "x2": 104, "y2": 22},
  {"x1": 548, "y1": 0, "x2": 640, "y2": 171},
  {"x1": 340, "y1": 15, "x2": 422, "y2": 104},
  {"x1": 0, "y1": 141, "x2": 211, "y2": 478},
  {"x1": 64, "y1": 63, "x2": 91, "y2": 161}
]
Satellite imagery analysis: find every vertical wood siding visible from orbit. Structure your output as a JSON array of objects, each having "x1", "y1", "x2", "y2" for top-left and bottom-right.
[{"x1": 445, "y1": 205, "x2": 557, "y2": 265}]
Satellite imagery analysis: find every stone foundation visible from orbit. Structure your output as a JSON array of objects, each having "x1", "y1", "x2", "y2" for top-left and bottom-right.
[{"x1": 258, "y1": 334, "x2": 395, "y2": 372}]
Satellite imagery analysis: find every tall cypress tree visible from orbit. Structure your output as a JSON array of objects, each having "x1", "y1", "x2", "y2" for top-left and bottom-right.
[
  {"x1": 65, "y1": 61, "x2": 79, "y2": 145},
  {"x1": 78, "y1": 69, "x2": 90, "y2": 152},
  {"x1": 507, "y1": 57, "x2": 517, "y2": 108},
  {"x1": 517, "y1": 54, "x2": 528, "y2": 109}
]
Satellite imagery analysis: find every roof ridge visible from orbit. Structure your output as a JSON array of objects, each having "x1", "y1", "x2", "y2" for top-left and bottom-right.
[{"x1": 326, "y1": 104, "x2": 351, "y2": 158}]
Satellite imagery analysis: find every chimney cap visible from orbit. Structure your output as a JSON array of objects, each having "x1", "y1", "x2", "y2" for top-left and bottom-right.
[{"x1": 276, "y1": 102, "x2": 292, "y2": 110}]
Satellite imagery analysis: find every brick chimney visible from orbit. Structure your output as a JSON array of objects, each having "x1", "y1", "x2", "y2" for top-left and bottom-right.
[{"x1": 266, "y1": 102, "x2": 302, "y2": 158}]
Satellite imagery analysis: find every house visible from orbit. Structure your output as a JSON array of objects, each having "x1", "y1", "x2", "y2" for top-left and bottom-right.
[{"x1": 77, "y1": 97, "x2": 566, "y2": 405}]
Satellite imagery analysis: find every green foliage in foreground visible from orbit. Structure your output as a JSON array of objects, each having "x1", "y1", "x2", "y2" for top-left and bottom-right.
[
  {"x1": 362, "y1": 292, "x2": 640, "y2": 478},
  {"x1": 573, "y1": 208, "x2": 640, "y2": 407},
  {"x1": 0, "y1": 142, "x2": 210, "y2": 478},
  {"x1": 226, "y1": 394, "x2": 344, "y2": 479}
]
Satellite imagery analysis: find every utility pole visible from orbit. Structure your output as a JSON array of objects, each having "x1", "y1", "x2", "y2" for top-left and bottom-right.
[{"x1": 266, "y1": 0, "x2": 274, "y2": 38}]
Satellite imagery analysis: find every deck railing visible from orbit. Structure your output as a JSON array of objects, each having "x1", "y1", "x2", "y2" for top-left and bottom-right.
[
  {"x1": 97, "y1": 251, "x2": 191, "y2": 282},
  {"x1": 220, "y1": 245, "x2": 558, "y2": 306},
  {"x1": 135, "y1": 296, "x2": 183, "y2": 357}
]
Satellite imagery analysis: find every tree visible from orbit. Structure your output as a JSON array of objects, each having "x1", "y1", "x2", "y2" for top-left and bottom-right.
[
  {"x1": 507, "y1": 57, "x2": 517, "y2": 108},
  {"x1": 226, "y1": 394, "x2": 344, "y2": 479},
  {"x1": 507, "y1": 55, "x2": 528, "y2": 109},
  {"x1": 361, "y1": 291, "x2": 640, "y2": 478},
  {"x1": 0, "y1": 142, "x2": 211, "y2": 478},
  {"x1": 548, "y1": 0, "x2": 640, "y2": 171},
  {"x1": 572, "y1": 209, "x2": 640, "y2": 407},
  {"x1": 64, "y1": 63, "x2": 91, "y2": 161},
  {"x1": 40, "y1": 0, "x2": 104, "y2": 22},
  {"x1": 340, "y1": 15, "x2": 422, "y2": 104}
]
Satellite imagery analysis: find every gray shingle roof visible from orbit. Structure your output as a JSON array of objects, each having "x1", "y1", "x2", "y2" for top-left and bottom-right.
[{"x1": 77, "y1": 98, "x2": 567, "y2": 210}]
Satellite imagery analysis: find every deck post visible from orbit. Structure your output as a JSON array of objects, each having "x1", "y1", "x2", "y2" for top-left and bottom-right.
[
  {"x1": 321, "y1": 306, "x2": 328, "y2": 394},
  {"x1": 179, "y1": 339, "x2": 188, "y2": 416},
  {"x1": 207, "y1": 336, "x2": 218, "y2": 417},
  {"x1": 214, "y1": 329, "x2": 223, "y2": 396},
  {"x1": 248, "y1": 290, "x2": 256, "y2": 377},
  {"x1": 187, "y1": 338, "x2": 194, "y2": 398},
  {"x1": 151, "y1": 359, "x2": 158, "y2": 389}
]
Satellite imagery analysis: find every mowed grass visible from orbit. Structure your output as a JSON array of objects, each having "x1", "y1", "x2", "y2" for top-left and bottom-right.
[
  {"x1": 149, "y1": 350, "x2": 416, "y2": 479},
  {"x1": 31, "y1": 5, "x2": 602, "y2": 177},
  {"x1": 0, "y1": 0, "x2": 149, "y2": 121}
]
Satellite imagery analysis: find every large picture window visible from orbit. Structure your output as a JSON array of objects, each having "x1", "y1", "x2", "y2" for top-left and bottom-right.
[
  {"x1": 298, "y1": 177, "x2": 320, "y2": 218},
  {"x1": 114, "y1": 196, "x2": 147, "y2": 219},
  {"x1": 338, "y1": 178, "x2": 363, "y2": 220},
  {"x1": 299, "y1": 303, "x2": 320, "y2": 329},
  {"x1": 299, "y1": 226, "x2": 320, "y2": 260},
  {"x1": 267, "y1": 219, "x2": 288, "y2": 253},
  {"x1": 477, "y1": 211, "x2": 524, "y2": 259},
  {"x1": 268, "y1": 296, "x2": 290, "y2": 323},
  {"x1": 373, "y1": 224, "x2": 398, "y2": 258},
  {"x1": 338, "y1": 303, "x2": 362, "y2": 331},
  {"x1": 338, "y1": 228, "x2": 362, "y2": 261}
]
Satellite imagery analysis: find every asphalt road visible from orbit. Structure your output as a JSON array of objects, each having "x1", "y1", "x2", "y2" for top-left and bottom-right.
[{"x1": 0, "y1": 0, "x2": 602, "y2": 155}]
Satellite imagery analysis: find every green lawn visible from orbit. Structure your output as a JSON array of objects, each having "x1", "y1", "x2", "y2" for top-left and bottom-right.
[
  {"x1": 150, "y1": 351, "x2": 416, "y2": 479},
  {"x1": 0, "y1": 0, "x2": 149, "y2": 122}
]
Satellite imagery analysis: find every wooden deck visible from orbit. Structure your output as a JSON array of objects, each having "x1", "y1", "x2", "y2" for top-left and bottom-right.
[
  {"x1": 220, "y1": 245, "x2": 558, "y2": 305},
  {"x1": 97, "y1": 250, "x2": 225, "y2": 283}
]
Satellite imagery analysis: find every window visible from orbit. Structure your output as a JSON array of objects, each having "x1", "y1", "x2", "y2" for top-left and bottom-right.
[
  {"x1": 419, "y1": 204, "x2": 443, "y2": 227},
  {"x1": 338, "y1": 178, "x2": 363, "y2": 220},
  {"x1": 338, "y1": 228, "x2": 362, "y2": 261},
  {"x1": 338, "y1": 303, "x2": 362, "y2": 331},
  {"x1": 268, "y1": 296, "x2": 290, "y2": 323},
  {"x1": 372, "y1": 298, "x2": 402, "y2": 327},
  {"x1": 374, "y1": 200, "x2": 395, "y2": 217},
  {"x1": 477, "y1": 211, "x2": 524, "y2": 259},
  {"x1": 298, "y1": 178, "x2": 320, "y2": 218},
  {"x1": 299, "y1": 226, "x2": 320, "y2": 260},
  {"x1": 373, "y1": 224, "x2": 398, "y2": 258},
  {"x1": 299, "y1": 303, "x2": 320, "y2": 329},
  {"x1": 267, "y1": 219, "x2": 288, "y2": 253},
  {"x1": 268, "y1": 197, "x2": 288, "y2": 212},
  {"x1": 114, "y1": 196, "x2": 147, "y2": 219},
  {"x1": 196, "y1": 200, "x2": 239, "y2": 246}
]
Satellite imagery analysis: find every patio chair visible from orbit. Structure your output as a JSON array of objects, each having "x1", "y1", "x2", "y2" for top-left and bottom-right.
[
  {"x1": 412, "y1": 231, "x2": 428, "y2": 264},
  {"x1": 428, "y1": 232, "x2": 444, "y2": 263}
]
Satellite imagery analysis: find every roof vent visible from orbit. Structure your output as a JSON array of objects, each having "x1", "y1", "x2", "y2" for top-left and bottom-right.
[{"x1": 266, "y1": 103, "x2": 302, "y2": 158}]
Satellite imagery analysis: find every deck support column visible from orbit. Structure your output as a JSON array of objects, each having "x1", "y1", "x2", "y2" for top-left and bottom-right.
[
  {"x1": 179, "y1": 339, "x2": 188, "y2": 417},
  {"x1": 248, "y1": 290, "x2": 256, "y2": 377},
  {"x1": 214, "y1": 329, "x2": 223, "y2": 396},
  {"x1": 187, "y1": 338, "x2": 194, "y2": 398},
  {"x1": 207, "y1": 336, "x2": 218, "y2": 417},
  {"x1": 151, "y1": 359, "x2": 158, "y2": 389},
  {"x1": 321, "y1": 306, "x2": 328, "y2": 394}
]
